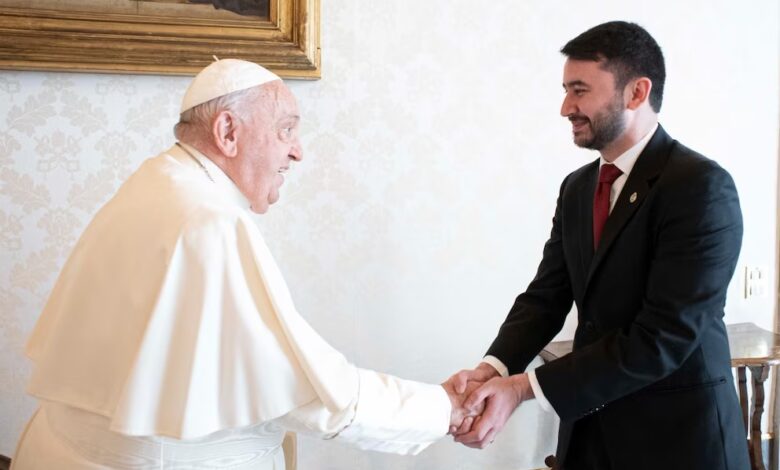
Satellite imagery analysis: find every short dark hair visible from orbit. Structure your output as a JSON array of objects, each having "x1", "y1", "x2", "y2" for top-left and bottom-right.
[{"x1": 561, "y1": 21, "x2": 666, "y2": 112}]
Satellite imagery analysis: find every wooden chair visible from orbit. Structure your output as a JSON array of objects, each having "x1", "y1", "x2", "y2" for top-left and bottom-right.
[{"x1": 539, "y1": 322, "x2": 780, "y2": 470}]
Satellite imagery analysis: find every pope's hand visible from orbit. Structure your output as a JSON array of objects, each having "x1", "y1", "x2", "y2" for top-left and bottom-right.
[
  {"x1": 441, "y1": 379, "x2": 485, "y2": 433},
  {"x1": 443, "y1": 363, "x2": 500, "y2": 434}
]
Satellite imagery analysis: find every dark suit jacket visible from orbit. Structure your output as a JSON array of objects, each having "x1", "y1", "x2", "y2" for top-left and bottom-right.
[{"x1": 487, "y1": 126, "x2": 749, "y2": 470}]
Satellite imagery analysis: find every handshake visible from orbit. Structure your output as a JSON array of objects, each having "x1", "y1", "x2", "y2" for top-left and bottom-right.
[{"x1": 441, "y1": 363, "x2": 535, "y2": 449}]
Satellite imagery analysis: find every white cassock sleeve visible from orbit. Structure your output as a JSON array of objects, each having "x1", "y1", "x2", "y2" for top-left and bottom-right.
[
  {"x1": 277, "y1": 369, "x2": 451, "y2": 455},
  {"x1": 232, "y1": 215, "x2": 452, "y2": 453}
]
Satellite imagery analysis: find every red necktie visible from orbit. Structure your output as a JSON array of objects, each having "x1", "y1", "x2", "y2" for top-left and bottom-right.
[{"x1": 593, "y1": 164, "x2": 623, "y2": 249}]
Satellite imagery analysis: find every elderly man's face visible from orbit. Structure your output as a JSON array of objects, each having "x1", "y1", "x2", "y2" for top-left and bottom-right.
[{"x1": 236, "y1": 82, "x2": 303, "y2": 213}]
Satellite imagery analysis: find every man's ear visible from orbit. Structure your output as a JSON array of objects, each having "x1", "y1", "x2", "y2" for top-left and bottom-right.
[
  {"x1": 625, "y1": 77, "x2": 652, "y2": 110},
  {"x1": 212, "y1": 111, "x2": 240, "y2": 158}
]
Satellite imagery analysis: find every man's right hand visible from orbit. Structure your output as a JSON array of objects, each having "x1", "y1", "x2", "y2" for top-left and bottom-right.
[
  {"x1": 454, "y1": 373, "x2": 534, "y2": 448},
  {"x1": 442, "y1": 363, "x2": 500, "y2": 434},
  {"x1": 446, "y1": 362, "x2": 501, "y2": 394}
]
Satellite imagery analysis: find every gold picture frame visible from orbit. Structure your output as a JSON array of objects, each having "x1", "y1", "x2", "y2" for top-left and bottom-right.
[{"x1": 0, "y1": 0, "x2": 320, "y2": 79}]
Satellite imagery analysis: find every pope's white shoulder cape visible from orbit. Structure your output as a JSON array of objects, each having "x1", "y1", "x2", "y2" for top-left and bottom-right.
[{"x1": 26, "y1": 145, "x2": 358, "y2": 439}]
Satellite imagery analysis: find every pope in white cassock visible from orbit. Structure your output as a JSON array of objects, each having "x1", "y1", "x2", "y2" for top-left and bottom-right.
[{"x1": 11, "y1": 59, "x2": 477, "y2": 469}]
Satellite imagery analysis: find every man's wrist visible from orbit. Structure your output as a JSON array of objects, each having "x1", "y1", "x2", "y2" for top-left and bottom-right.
[
  {"x1": 511, "y1": 373, "x2": 534, "y2": 403},
  {"x1": 480, "y1": 356, "x2": 508, "y2": 378},
  {"x1": 476, "y1": 361, "x2": 501, "y2": 379}
]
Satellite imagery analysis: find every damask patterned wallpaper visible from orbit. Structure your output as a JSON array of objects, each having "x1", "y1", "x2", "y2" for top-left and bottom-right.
[{"x1": 1, "y1": 1, "x2": 778, "y2": 468}]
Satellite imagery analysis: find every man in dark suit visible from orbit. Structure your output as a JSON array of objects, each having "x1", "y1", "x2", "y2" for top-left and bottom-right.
[{"x1": 449, "y1": 21, "x2": 749, "y2": 470}]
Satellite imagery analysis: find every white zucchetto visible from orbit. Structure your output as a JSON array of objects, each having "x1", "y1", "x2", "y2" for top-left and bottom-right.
[{"x1": 180, "y1": 58, "x2": 281, "y2": 113}]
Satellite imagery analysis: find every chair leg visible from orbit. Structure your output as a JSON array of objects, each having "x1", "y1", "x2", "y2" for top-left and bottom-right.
[{"x1": 749, "y1": 365, "x2": 770, "y2": 470}]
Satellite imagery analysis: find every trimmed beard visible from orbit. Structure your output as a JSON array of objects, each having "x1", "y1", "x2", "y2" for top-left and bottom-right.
[{"x1": 577, "y1": 92, "x2": 626, "y2": 151}]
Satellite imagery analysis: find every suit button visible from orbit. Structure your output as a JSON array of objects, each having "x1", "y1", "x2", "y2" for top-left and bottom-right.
[{"x1": 584, "y1": 321, "x2": 595, "y2": 332}]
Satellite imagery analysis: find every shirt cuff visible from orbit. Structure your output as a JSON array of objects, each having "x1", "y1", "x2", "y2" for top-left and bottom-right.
[
  {"x1": 527, "y1": 368, "x2": 554, "y2": 413},
  {"x1": 481, "y1": 356, "x2": 508, "y2": 377}
]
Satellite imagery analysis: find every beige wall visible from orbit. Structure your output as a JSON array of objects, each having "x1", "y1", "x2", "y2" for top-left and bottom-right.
[{"x1": 1, "y1": 1, "x2": 778, "y2": 468}]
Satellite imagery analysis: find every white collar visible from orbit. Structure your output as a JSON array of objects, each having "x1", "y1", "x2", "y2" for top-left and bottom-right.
[
  {"x1": 599, "y1": 123, "x2": 659, "y2": 176},
  {"x1": 173, "y1": 142, "x2": 251, "y2": 210}
]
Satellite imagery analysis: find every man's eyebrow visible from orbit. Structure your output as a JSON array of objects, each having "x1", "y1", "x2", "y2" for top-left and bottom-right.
[{"x1": 563, "y1": 80, "x2": 589, "y2": 89}]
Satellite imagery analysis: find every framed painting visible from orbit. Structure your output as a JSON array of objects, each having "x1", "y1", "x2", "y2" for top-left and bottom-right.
[{"x1": 0, "y1": 0, "x2": 320, "y2": 79}]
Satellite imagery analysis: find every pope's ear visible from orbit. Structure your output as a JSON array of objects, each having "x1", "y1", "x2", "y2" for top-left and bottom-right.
[{"x1": 212, "y1": 110, "x2": 239, "y2": 158}]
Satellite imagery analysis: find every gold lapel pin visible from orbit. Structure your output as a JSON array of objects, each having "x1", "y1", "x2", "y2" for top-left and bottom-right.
[{"x1": 629, "y1": 192, "x2": 638, "y2": 203}]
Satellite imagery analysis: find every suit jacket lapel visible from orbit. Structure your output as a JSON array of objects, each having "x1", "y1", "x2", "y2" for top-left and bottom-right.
[
  {"x1": 576, "y1": 161, "x2": 599, "y2": 275},
  {"x1": 585, "y1": 125, "x2": 674, "y2": 291}
]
